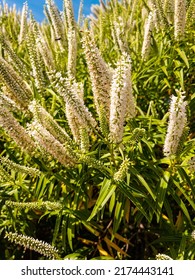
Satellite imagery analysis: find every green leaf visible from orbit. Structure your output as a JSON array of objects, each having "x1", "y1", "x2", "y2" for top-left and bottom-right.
[
  {"x1": 161, "y1": 65, "x2": 169, "y2": 77},
  {"x1": 172, "y1": 178, "x2": 195, "y2": 210},
  {"x1": 177, "y1": 234, "x2": 187, "y2": 260},
  {"x1": 112, "y1": 194, "x2": 125, "y2": 236},
  {"x1": 129, "y1": 166, "x2": 156, "y2": 200},
  {"x1": 52, "y1": 211, "x2": 62, "y2": 246},
  {"x1": 67, "y1": 214, "x2": 76, "y2": 251},
  {"x1": 91, "y1": 256, "x2": 114, "y2": 260},
  {"x1": 109, "y1": 191, "x2": 116, "y2": 216},
  {"x1": 118, "y1": 181, "x2": 152, "y2": 222},
  {"x1": 177, "y1": 167, "x2": 195, "y2": 197},
  {"x1": 169, "y1": 186, "x2": 192, "y2": 225},
  {"x1": 35, "y1": 174, "x2": 49, "y2": 199},
  {"x1": 88, "y1": 179, "x2": 116, "y2": 221},
  {"x1": 174, "y1": 69, "x2": 184, "y2": 90},
  {"x1": 191, "y1": 46, "x2": 195, "y2": 53},
  {"x1": 64, "y1": 252, "x2": 86, "y2": 260},
  {"x1": 156, "y1": 170, "x2": 170, "y2": 221},
  {"x1": 163, "y1": 199, "x2": 174, "y2": 225},
  {"x1": 62, "y1": 215, "x2": 68, "y2": 251},
  {"x1": 176, "y1": 48, "x2": 189, "y2": 68}
]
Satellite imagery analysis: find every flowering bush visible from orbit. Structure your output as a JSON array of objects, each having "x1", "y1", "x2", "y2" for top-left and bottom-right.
[{"x1": 0, "y1": 0, "x2": 195, "y2": 260}]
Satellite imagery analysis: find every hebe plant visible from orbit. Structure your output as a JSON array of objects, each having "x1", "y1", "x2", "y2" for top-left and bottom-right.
[{"x1": 0, "y1": 0, "x2": 195, "y2": 260}]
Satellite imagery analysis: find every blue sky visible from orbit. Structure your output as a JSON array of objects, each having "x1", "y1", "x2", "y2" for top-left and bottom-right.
[{"x1": 1, "y1": 0, "x2": 100, "y2": 22}]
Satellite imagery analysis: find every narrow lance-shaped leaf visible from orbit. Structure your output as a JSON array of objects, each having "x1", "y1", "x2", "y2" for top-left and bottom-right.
[
  {"x1": 88, "y1": 179, "x2": 116, "y2": 221},
  {"x1": 156, "y1": 170, "x2": 170, "y2": 222}
]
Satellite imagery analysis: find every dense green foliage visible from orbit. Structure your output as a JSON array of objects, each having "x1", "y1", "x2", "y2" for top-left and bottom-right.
[{"x1": 0, "y1": 0, "x2": 195, "y2": 260}]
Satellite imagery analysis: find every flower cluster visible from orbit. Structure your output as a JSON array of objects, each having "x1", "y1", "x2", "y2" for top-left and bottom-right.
[
  {"x1": 56, "y1": 76, "x2": 97, "y2": 130},
  {"x1": 77, "y1": 0, "x2": 84, "y2": 26},
  {"x1": 111, "y1": 17, "x2": 128, "y2": 53},
  {"x1": 128, "y1": 128, "x2": 146, "y2": 143},
  {"x1": 63, "y1": 81, "x2": 89, "y2": 143},
  {"x1": 64, "y1": 0, "x2": 75, "y2": 30},
  {"x1": 36, "y1": 35, "x2": 55, "y2": 70},
  {"x1": 82, "y1": 29, "x2": 112, "y2": 122},
  {"x1": 45, "y1": 0, "x2": 66, "y2": 50},
  {"x1": 109, "y1": 53, "x2": 136, "y2": 143},
  {"x1": 67, "y1": 30, "x2": 77, "y2": 77},
  {"x1": 90, "y1": 1, "x2": 107, "y2": 20},
  {"x1": 141, "y1": 12, "x2": 154, "y2": 60},
  {"x1": 155, "y1": 0, "x2": 169, "y2": 28},
  {"x1": 18, "y1": 1, "x2": 28, "y2": 44},
  {"x1": 114, "y1": 159, "x2": 130, "y2": 182},
  {"x1": 64, "y1": 1, "x2": 82, "y2": 141},
  {"x1": 163, "y1": 0, "x2": 174, "y2": 23},
  {"x1": 0, "y1": 164, "x2": 11, "y2": 183},
  {"x1": 82, "y1": 32, "x2": 136, "y2": 143},
  {"x1": 79, "y1": 154, "x2": 107, "y2": 174},
  {"x1": 29, "y1": 100, "x2": 71, "y2": 145},
  {"x1": 0, "y1": 93, "x2": 19, "y2": 113},
  {"x1": 98, "y1": 104, "x2": 109, "y2": 137},
  {"x1": 0, "y1": 34, "x2": 28, "y2": 79},
  {"x1": 65, "y1": 103, "x2": 82, "y2": 143},
  {"x1": 5, "y1": 232, "x2": 59, "y2": 259},
  {"x1": 64, "y1": 0, "x2": 77, "y2": 78},
  {"x1": 156, "y1": 253, "x2": 173, "y2": 260},
  {"x1": 50, "y1": 72, "x2": 86, "y2": 142},
  {"x1": 163, "y1": 91, "x2": 188, "y2": 157},
  {"x1": 0, "y1": 106, "x2": 37, "y2": 155},
  {"x1": 28, "y1": 121, "x2": 77, "y2": 167},
  {"x1": 149, "y1": 0, "x2": 164, "y2": 31},
  {"x1": 0, "y1": 157, "x2": 41, "y2": 177},
  {"x1": 79, "y1": 127, "x2": 90, "y2": 152},
  {"x1": 174, "y1": 0, "x2": 186, "y2": 40},
  {"x1": 6, "y1": 200, "x2": 62, "y2": 211},
  {"x1": 26, "y1": 26, "x2": 46, "y2": 92},
  {"x1": 186, "y1": 0, "x2": 195, "y2": 27},
  {"x1": 0, "y1": 56, "x2": 32, "y2": 110}
]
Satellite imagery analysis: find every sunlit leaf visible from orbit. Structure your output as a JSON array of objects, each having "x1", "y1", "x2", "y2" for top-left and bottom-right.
[
  {"x1": 156, "y1": 170, "x2": 170, "y2": 222},
  {"x1": 176, "y1": 48, "x2": 189, "y2": 68},
  {"x1": 88, "y1": 179, "x2": 116, "y2": 221}
]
